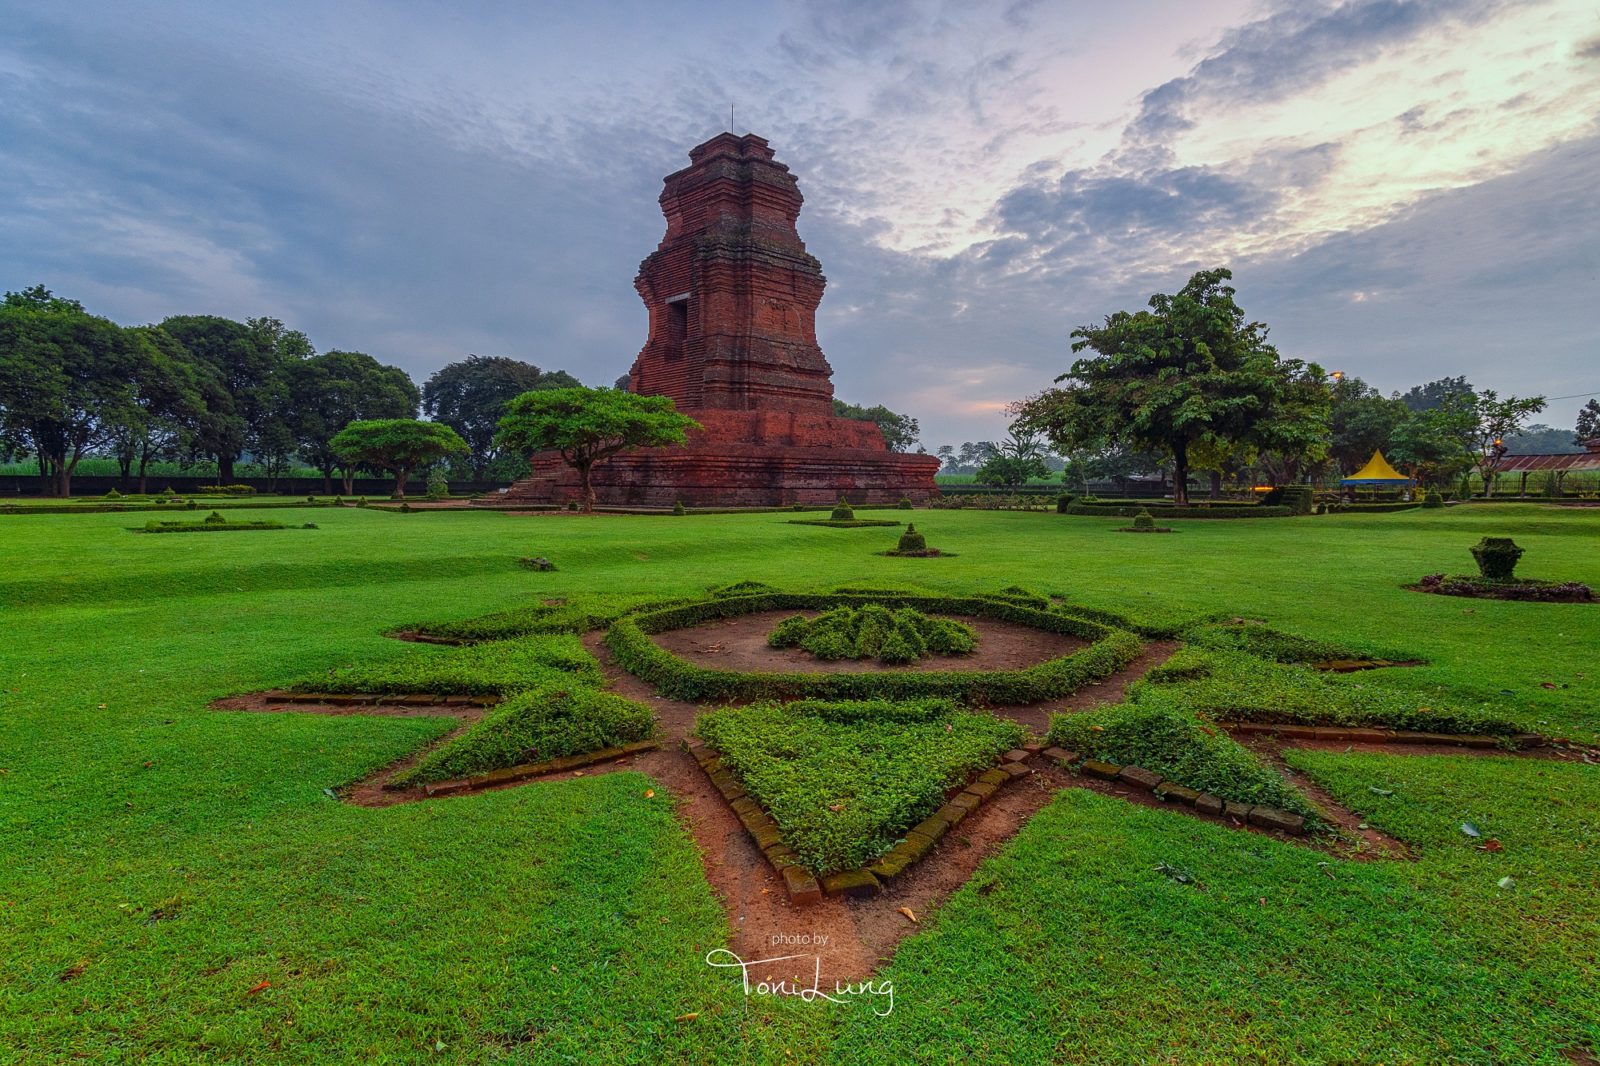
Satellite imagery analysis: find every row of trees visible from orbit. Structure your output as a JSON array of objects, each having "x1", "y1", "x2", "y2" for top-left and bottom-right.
[
  {"x1": 1009, "y1": 269, "x2": 1553, "y2": 501},
  {"x1": 0, "y1": 287, "x2": 582, "y2": 495}
]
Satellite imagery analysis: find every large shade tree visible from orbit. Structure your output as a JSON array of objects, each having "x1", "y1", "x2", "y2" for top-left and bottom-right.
[
  {"x1": 107, "y1": 326, "x2": 217, "y2": 493},
  {"x1": 1328, "y1": 375, "x2": 1410, "y2": 475},
  {"x1": 494, "y1": 387, "x2": 700, "y2": 512},
  {"x1": 284, "y1": 352, "x2": 420, "y2": 492},
  {"x1": 329, "y1": 419, "x2": 467, "y2": 499},
  {"x1": 0, "y1": 286, "x2": 145, "y2": 496},
  {"x1": 422, "y1": 356, "x2": 581, "y2": 479},
  {"x1": 832, "y1": 399, "x2": 922, "y2": 452},
  {"x1": 1018, "y1": 268, "x2": 1322, "y2": 504}
]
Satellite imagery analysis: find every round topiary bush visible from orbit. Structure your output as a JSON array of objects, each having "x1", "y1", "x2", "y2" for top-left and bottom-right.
[
  {"x1": 831, "y1": 498, "x2": 855, "y2": 521},
  {"x1": 1470, "y1": 537, "x2": 1524, "y2": 580},
  {"x1": 1133, "y1": 509, "x2": 1156, "y2": 531},
  {"x1": 566, "y1": 501, "x2": 578, "y2": 512},
  {"x1": 897, "y1": 496, "x2": 913, "y2": 510},
  {"x1": 203, "y1": 510, "x2": 227, "y2": 524},
  {"x1": 1056, "y1": 493, "x2": 1075, "y2": 514},
  {"x1": 672, "y1": 499, "x2": 686, "y2": 516},
  {"x1": 897, "y1": 523, "x2": 927, "y2": 552},
  {"x1": 1422, "y1": 491, "x2": 1444, "y2": 509}
]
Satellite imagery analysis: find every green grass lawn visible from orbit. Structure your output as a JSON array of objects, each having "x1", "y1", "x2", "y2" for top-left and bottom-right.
[{"x1": 1, "y1": 504, "x2": 1596, "y2": 1063}]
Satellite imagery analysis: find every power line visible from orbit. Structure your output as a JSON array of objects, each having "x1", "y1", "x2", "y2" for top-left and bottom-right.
[{"x1": 1547, "y1": 390, "x2": 1598, "y2": 401}]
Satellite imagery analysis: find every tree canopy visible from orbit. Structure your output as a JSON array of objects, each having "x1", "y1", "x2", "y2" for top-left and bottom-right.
[
  {"x1": 1017, "y1": 267, "x2": 1323, "y2": 504},
  {"x1": 1575, "y1": 399, "x2": 1600, "y2": 446},
  {"x1": 329, "y1": 419, "x2": 467, "y2": 499},
  {"x1": 423, "y1": 355, "x2": 582, "y2": 479},
  {"x1": 494, "y1": 387, "x2": 700, "y2": 511},
  {"x1": 832, "y1": 399, "x2": 922, "y2": 452},
  {"x1": 285, "y1": 351, "x2": 420, "y2": 491}
]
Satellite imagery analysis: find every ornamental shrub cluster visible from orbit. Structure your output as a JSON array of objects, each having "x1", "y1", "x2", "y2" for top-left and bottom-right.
[
  {"x1": 697, "y1": 697, "x2": 1023, "y2": 873},
  {"x1": 767, "y1": 605, "x2": 978, "y2": 665},
  {"x1": 393, "y1": 683, "x2": 655, "y2": 786}
]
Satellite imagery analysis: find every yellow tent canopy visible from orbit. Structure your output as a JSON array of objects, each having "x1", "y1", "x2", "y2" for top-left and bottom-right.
[{"x1": 1340, "y1": 450, "x2": 1411, "y2": 484}]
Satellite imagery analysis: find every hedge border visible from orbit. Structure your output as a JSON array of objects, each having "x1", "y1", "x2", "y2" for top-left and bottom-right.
[
  {"x1": 605, "y1": 592, "x2": 1143, "y2": 703},
  {"x1": 1064, "y1": 502, "x2": 1294, "y2": 519}
]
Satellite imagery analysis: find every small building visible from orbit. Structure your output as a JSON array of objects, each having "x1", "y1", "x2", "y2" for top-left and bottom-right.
[{"x1": 1495, "y1": 438, "x2": 1600, "y2": 494}]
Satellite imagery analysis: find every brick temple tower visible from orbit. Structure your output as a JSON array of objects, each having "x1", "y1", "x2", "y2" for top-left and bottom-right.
[{"x1": 498, "y1": 132, "x2": 940, "y2": 507}]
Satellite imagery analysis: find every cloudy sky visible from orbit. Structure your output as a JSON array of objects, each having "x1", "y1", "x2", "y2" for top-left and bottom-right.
[{"x1": 3, "y1": 0, "x2": 1597, "y2": 447}]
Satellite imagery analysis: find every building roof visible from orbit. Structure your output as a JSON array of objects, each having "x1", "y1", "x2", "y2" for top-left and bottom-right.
[
  {"x1": 1495, "y1": 450, "x2": 1600, "y2": 473},
  {"x1": 1340, "y1": 449, "x2": 1412, "y2": 484}
]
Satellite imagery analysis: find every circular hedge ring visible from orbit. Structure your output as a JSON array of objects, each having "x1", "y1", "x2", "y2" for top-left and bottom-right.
[{"x1": 604, "y1": 591, "x2": 1143, "y2": 704}]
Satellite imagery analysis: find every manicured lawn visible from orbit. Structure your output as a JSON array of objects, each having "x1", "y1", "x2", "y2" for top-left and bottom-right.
[{"x1": 1, "y1": 503, "x2": 1596, "y2": 1062}]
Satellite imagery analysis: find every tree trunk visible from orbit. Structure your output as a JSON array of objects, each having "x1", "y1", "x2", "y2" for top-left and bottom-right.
[
  {"x1": 577, "y1": 460, "x2": 596, "y2": 513},
  {"x1": 322, "y1": 464, "x2": 334, "y2": 495},
  {"x1": 341, "y1": 468, "x2": 354, "y2": 495},
  {"x1": 137, "y1": 452, "x2": 150, "y2": 495},
  {"x1": 218, "y1": 455, "x2": 235, "y2": 483},
  {"x1": 392, "y1": 465, "x2": 409, "y2": 500},
  {"x1": 1171, "y1": 444, "x2": 1189, "y2": 505},
  {"x1": 1209, "y1": 471, "x2": 1221, "y2": 498}
]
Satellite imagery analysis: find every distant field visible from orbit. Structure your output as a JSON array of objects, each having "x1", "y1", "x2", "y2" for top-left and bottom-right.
[{"x1": 1, "y1": 504, "x2": 1596, "y2": 1062}]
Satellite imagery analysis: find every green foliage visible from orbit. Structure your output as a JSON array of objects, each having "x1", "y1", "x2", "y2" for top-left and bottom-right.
[
  {"x1": 1132, "y1": 509, "x2": 1156, "y2": 531},
  {"x1": 1018, "y1": 268, "x2": 1327, "y2": 504},
  {"x1": 1138, "y1": 649, "x2": 1520, "y2": 736},
  {"x1": 608, "y1": 592, "x2": 1142, "y2": 702},
  {"x1": 407, "y1": 594, "x2": 689, "y2": 642},
  {"x1": 141, "y1": 516, "x2": 288, "y2": 533},
  {"x1": 671, "y1": 499, "x2": 686, "y2": 516},
  {"x1": 697, "y1": 698, "x2": 1023, "y2": 873},
  {"x1": 296, "y1": 634, "x2": 601, "y2": 696},
  {"x1": 328, "y1": 419, "x2": 467, "y2": 500},
  {"x1": 766, "y1": 605, "x2": 977, "y2": 664},
  {"x1": 1181, "y1": 620, "x2": 1396, "y2": 665},
  {"x1": 204, "y1": 510, "x2": 227, "y2": 524},
  {"x1": 1056, "y1": 493, "x2": 1075, "y2": 513},
  {"x1": 1067, "y1": 501, "x2": 1292, "y2": 519},
  {"x1": 896, "y1": 523, "x2": 927, "y2": 552},
  {"x1": 708, "y1": 580, "x2": 779, "y2": 598},
  {"x1": 422, "y1": 354, "x2": 581, "y2": 479},
  {"x1": 493, "y1": 387, "x2": 700, "y2": 512},
  {"x1": 831, "y1": 399, "x2": 922, "y2": 452},
  {"x1": 830, "y1": 498, "x2": 856, "y2": 521},
  {"x1": 1279, "y1": 485, "x2": 1314, "y2": 515},
  {"x1": 394, "y1": 684, "x2": 655, "y2": 785},
  {"x1": 987, "y1": 585, "x2": 1051, "y2": 610},
  {"x1": 897, "y1": 496, "x2": 913, "y2": 510},
  {"x1": 281, "y1": 351, "x2": 420, "y2": 489},
  {"x1": 1422, "y1": 490, "x2": 1445, "y2": 508},
  {"x1": 1048, "y1": 699, "x2": 1313, "y2": 816},
  {"x1": 787, "y1": 518, "x2": 902, "y2": 528},
  {"x1": 1470, "y1": 537, "x2": 1523, "y2": 580},
  {"x1": 425, "y1": 468, "x2": 449, "y2": 500}
]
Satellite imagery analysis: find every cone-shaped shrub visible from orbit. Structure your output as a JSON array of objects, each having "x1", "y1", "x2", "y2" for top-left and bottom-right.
[
  {"x1": 1132, "y1": 509, "x2": 1155, "y2": 531},
  {"x1": 831, "y1": 498, "x2": 855, "y2": 521},
  {"x1": 897, "y1": 523, "x2": 927, "y2": 552}
]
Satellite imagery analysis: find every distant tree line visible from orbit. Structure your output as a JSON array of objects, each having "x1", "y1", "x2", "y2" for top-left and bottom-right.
[{"x1": 0, "y1": 286, "x2": 585, "y2": 495}]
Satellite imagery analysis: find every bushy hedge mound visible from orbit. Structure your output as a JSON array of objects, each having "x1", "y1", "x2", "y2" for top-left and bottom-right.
[
  {"x1": 1412, "y1": 574, "x2": 1593, "y2": 603},
  {"x1": 1323, "y1": 501, "x2": 1420, "y2": 514},
  {"x1": 767, "y1": 605, "x2": 978, "y2": 664},
  {"x1": 402, "y1": 594, "x2": 690, "y2": 642},
  {"x1": 295, "y1": 634, "x2": 601, "y2": 696},
  {"x1": 1065, "y1": 501, "x2": 1293, "y2": 519},
  {"x1": 1051, "y1": 601, "x2": 1224, "y2": 640},
  {"x1": 607, "y1": 591, "x2": 1143, "y2": 703},
  {"x1": 787, "y1": 518, "x2": 903, "y2": 528},
  {"x1": 1181, "y1": 620, "x2": 1405, "y2": 665},
  {"x1": 1136, "y1": 649, "x2": 1520, "y2": 736},
  {"x1": 140, "y1": 517, "x2": 288, "y2": 533},
  {"x1": 1048, "y1": 700, "x2": 1314, "y2": 817},
  {"x1": 393, "y1": 684, "x2": 655, "y2": 785},
  {"x1": 697, "y1": 698, "x2": 1023, "y2": 874}
]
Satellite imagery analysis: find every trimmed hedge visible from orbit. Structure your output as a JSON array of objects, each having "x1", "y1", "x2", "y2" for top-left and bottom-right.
[
  {"x1": 787, "y1": 518, "x2": 903, "y2": 528},
  {"x1": 402, "y1": 594, "x2": 691, "y2": 642},
  {"x1": 139, "y1": 518, "x2": 288, "y2": 533},
  {"x1": 607, "y1": 592, "x2": 1143, "y2": 703},
  {"x1": 393, "y1": 683, "x2": 655, "y2": 785},
  {"x1": 1065, "y1": 502, "x2": 1293, "y2": 519},
  {"x1": 1136, "y1": 649, "x2": 1520, "y2": 736},
  {"x1": 768, "y1": 605, "x2": 978, "y2": 664},
  {"x1": 295, "y1": 634, "x2": 602, "y2": 696},
  {"x1": 1048, "y1": 699, "x2": 1314, "y2": 817},
  {"x1": 1181, "y1": 620, "x2": 1406, "y2": 665},
  {"x1": 1323, "y1": 501, "x2": 1420, "y2": 514},
  {"x1": 698, "y1": 698, "x2": 1023, "y2": 873}
]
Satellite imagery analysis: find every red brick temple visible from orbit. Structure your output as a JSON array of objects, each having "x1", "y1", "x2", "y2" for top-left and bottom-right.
[{"x1": 497, "y1": 132, "x2": 940, "y2": 507}]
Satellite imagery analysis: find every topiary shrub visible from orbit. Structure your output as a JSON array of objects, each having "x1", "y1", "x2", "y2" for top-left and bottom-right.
[
  {"x1": 185, "y1": 500, "x2": 197, "y2": 510},
  {"x1": 1457, "y1": 478, "x2": 1473, "y2": 502},
  {"x1": 1422, "y1": 491, "x2": 1444, "y2": 509},
  {"x1": 1056, "y1": 493, "x2": 1074, "y2": 514},
  {"x1": 830, "y1": 498, "x2": 855, "y2": 521},
  {"x1": 1132, "y1": 509, "x2": 1156, "y2": 531},
  {"x1": 1279, "y1": 485, "x2": 1314, "y2": 515},
  {"x1": 102, "y1": 488, "x2": 123, "y2": 499},
  {"x1": 203, "y1": 510, "x2": 227, "y2": 525},
  {"x1": 896, "y1": 523, "x2": 927, "y2": 552},
  {"x1": 566, "y1": 501, "x2": 578, "y2": 512},
  {"x1": 1470, "y1": 537, "x2": 1524, "y2": 581},
  {"x1": 671, "y1": 499, "x2": 686, "y2": 516},
  {"x1": 426, "y1": 469, "x2": 449, "y2": 500},
  {"x1": 767, "y1": 604, "x2": 977, "y2": 665},
  {"x1": 897, "y1": 496, "x2": 913, "y2": 510}
]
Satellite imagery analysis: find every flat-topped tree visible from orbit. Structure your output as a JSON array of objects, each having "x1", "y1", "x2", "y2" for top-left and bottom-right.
[
  {"x1": 494, "y1": 387, "x2": 700, "y2": 512},
  {"x1": 329, "y1": 419, "x2": 466, "y2": 499}
]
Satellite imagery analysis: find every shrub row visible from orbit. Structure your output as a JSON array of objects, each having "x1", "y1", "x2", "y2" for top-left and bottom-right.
[
  {"x1": 697, "y1": 698, "x2": 1023, "y2": 874},
  {"x1": 295, "y1": 633, "x2": 602, "y2": 696},
  {"x1": 1064, "y1": 502, "x2": 1294, "y2": 519},
  {"x1": 768, "y1": 605, "x2": 978, "y2": 664},
  {"x1": 404, "y1": 594, "x2": 692, "y2": 642},
  {"x1": 606, "y1": 592, "x2": 1143, "y2": 703},
  {"x1": 1048, "y1": 699, "x2": 1315, "y2": 817},
  {"x1": 1323, "y1": 502, "x2": 1420, "y2": 514},
  {"x1": 0, "y1": 499, "x2": 340, "y2": 516},
  {"x1": 1136, "y1": 648, "x2": 1521, "y2": 736},
  {"x1": 393, "y1": 683, "x2": 656, "y2": 785}
]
